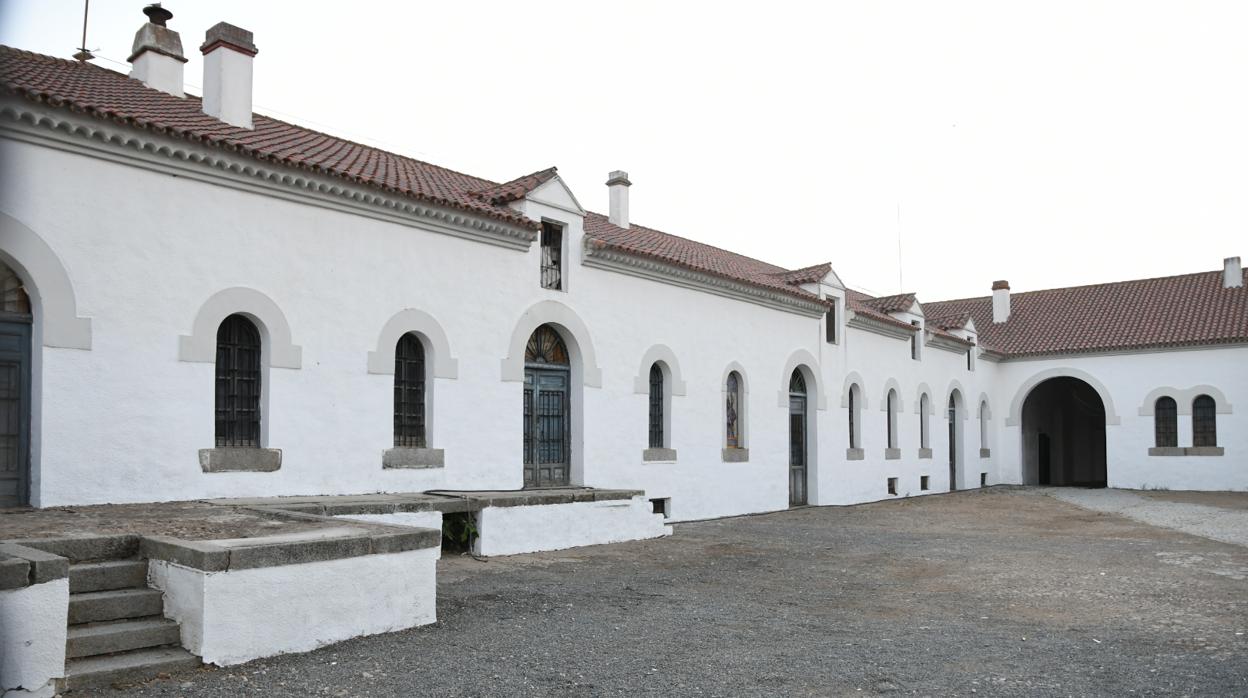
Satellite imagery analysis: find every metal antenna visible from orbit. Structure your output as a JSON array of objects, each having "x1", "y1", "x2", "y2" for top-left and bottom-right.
[{"x1": 72, "y1": 0, "x2": 94, "y2": 61}]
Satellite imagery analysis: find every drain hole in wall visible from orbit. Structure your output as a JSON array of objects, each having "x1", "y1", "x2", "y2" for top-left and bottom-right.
[
  {"x1": 650, "y1": 497, "x2": 671, "y2": 518},
  {"x1": 887, "y1": 477, "x2": 898, "y2": 496},
  {"x1": 920, "y1": 475, "x2": 930, "y2": 491}
]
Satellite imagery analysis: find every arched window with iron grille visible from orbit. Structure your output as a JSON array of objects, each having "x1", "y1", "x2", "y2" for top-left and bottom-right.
[
  {"x1": 648, "y1": 363, "x2": 664, "y2": 448},
  {"x1": 1192, "y1": 395, "x2": 1217, "y2": 447},
  {"x1": 1154, "y1": 396, "x2": 1177, "y2": 448},
  {"x1": 725, "y1": 371, "x2": 742, "y2": 448},
  {"x1": 215, "y1": 314, "x2": 261, "y2": 448},
  {"x1": 886, "y1": 389, "x2": 898, "y2": 448},
  {"x1": 394, "y1": 333, "x2": 426, "y2": 448},
  {"x1": 848, "y1": 384, "x2": 860, "y2": 449},
  {"x1": 919, "y1": 393, "x2": 930, "y2": 449}
]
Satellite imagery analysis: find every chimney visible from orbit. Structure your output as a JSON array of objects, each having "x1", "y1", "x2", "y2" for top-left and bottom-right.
[
  {"x1": 127, "y1": 4, "x2": 186, "y2": 97},
  {"x1": 1224, "y1": 256, "x2": 1243, "y2": 288},
  {"x1": 200, "y1": 22, "x2": 258, "y2": 129},
  {"x1": 606, "y1": 170, "x2": 631, "y2": 228},
  {"x1": 991, "y1": 280, "x2": 1011, "y2": 323}
]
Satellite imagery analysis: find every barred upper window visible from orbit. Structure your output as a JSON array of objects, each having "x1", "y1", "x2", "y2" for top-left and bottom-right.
[
  {"x1": 394, "y1": 333, "x2": 426, "y2": 448},
  {"x1": 1193, "y1": 395, "x2": 1217, "y2": 447},
  {"x1": 648, "y1": 363, "x2": 664, "y2": 449},
  {"x1": 540, "y1": 221, "x2": 563, "y2": 290},
  {"x1": 215, "y1": 314, "x2": 261, "y2": 448},
  {"x1": 825, "y1": 306, "x2": 837, "y2": 344},
  {"x1": 1154, "y1": 396, "x2": 1177, "y2": 448}
]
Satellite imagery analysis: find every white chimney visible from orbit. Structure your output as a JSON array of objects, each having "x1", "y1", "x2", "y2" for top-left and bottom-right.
[
  {"x1": 991, "y1": 280, "x2": 1011, "y2": 323},
  {"x1": 127, "y1": 4, "x2": 186, "y2": 98},
  {"x1": 1224, "y1": 256, "x2": 1243, "y2": 288},
  {"x1": 607, "y1": 171, "x2": 631, "y2": 228},
  {"x1": 200, "y1": 22, "x2": 257, "y2": 129}
]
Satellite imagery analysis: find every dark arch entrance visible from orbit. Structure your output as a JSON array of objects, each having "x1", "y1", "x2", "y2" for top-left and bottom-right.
[
  {"x1": 0, "y1": 261, "x2": 32, "y2": 508},
  {"x1": 1021, "y1": 377, "x2": 1107, "y2": 487},
  {"x1": 523, "y1": 325, "x2": 570, "y2": 488},
  {"x1": 788, "y1": 369, "x2": 808, "y2": 507}
]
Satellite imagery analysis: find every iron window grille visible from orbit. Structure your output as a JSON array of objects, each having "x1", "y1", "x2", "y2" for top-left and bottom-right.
[
  {"x1": 848, "y1": 387, "x2": 857, "y2": 449},
  {"x1": 1154, "y1": 396, "x2": 1177, "y2": 448},
  {"x1": 825, "y1": 306, "x2": 837, "y2": 344},
  {"x1": 1192, "y1": 395, "x2": 1217, "y2": 447},
  {"x1": 648, "y1": 363, "x2": 664, "y2": 449},
  {"x1": 919, "y1": 394, "x2": 929, "y2": 447},
  {"x1": 886, "y1": 390, "x2": 897, "y2": 448},
  {"x1": 394, "y1": 333, "x2": 427, "y2": 448},
  {"x1": 215, "y1": 314, "x2": 261, "y2": 448},
  {"x1": 540, "y1": 221, "x2": 563, "y2": 290},
  {"x1": 725, "y1": 371, "x2": 741, "y2": 448}
]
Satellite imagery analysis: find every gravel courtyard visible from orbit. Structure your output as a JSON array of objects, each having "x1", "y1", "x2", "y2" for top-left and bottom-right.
[{"x1": 83, "y1": 488, "x2": 1247, "y2": 697}]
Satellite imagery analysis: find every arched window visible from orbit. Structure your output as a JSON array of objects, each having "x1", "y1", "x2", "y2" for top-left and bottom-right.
[
  {"x1": 215, "y1": 314, "x2": 261, "y2": 448},
  {"x1": 848, "y1": 384, "x2": 861, "y2": 449},
  {"x1": 648, "y1": 363, "x2": 664, "y2": 448},
  {"x1": 979, "y1": 401, "x2": 990, "y2": 451},
  {"x1": 886, "y1": 389, "x2": 898, "y2": 448},
  {"x1": 1192, "y1": 395, "x2": 1217, "y2": 447},
  {"x1": 726, "y1": 371, "x2": 742, "y2": 448},
  {"x1": 0, "y1": 262, "x2": 31, "y2": 315},
  {"x1": 394, "y1": 333, "x2": 426, "y2": 448},
  {"x1": 1154, "y1": 397, "x2": 1177, "y2": 448},
  {"x1": 919, "y1": 393, "x2": 930, "y2": 449}
]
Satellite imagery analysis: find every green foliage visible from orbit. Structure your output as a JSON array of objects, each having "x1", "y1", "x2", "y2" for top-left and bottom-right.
[{"x1": 442, "y1": 512, "x2": 478, "y2": 552}]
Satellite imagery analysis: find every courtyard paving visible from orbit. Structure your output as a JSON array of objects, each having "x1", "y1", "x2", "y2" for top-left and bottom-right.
[{"x1": 82, "y1": 488, "x2": 1246, "y2": 696}]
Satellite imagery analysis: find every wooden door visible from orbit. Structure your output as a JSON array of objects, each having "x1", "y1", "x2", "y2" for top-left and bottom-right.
[
  {"x1": 523, "y1": 368, "x2": 570, "y2": 487},
  {"x1": 0, "y1": 321, "x2": 31, "y2": 508},
  {"x1": 789, "y1": 394, "x2": 807, "y2": 506}
]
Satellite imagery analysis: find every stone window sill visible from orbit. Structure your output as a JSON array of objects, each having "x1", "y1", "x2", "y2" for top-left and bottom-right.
[
  {"x1": 643, "y1": 448, "x2": 678, "y2": 463},
  {"x1": 979, "y1": 448, "x2": 991, "y2": 458},
  {"x1": 383, "y1": 447, "x2": 445, "y2": 469},
  {"x1": 721, "y1": 448, "x2": 750, "y2": 463},
  {"x1": 884, "y1": 448, "x2": 901, "y2": 460},
  {"x1": 918, "y1": 448, "x2": 932, "y2": 459},
  {"x1": 846, "y1": 447, "x2": 864, "y2": 461},
  {"x1": 1148, "y1": 446, "x2": 1224, "y2": 457},
  {"x1": 199, "y1": 448, "x2": 282, "y2": 473}
]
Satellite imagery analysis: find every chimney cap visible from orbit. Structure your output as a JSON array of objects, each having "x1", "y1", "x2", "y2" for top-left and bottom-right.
[
  {"x1": 991, "y1": 280, "x2": 1010, "y2": 291},
  {"x1": 143, "y1": 3, "x2": 173, "y2": 27},
  {"x1": 201, "y1": 22, "x2": 258, "y2": 56},
  {"x1": 606, "y1": 170, "x2": 631, "y2": 187}
]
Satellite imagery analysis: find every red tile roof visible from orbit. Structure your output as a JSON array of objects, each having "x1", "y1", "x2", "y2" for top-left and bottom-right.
[
  {"x1": 470, "y1": 167, "x2": 559, "y2": 205},
  {"x1": 924, "y1": 269, "x2": 1248, "y2": 357},
  {"x1": 0, "y1": 46, "x2": 535, "y2": 229},
  {"x1": 583, "y1": 213, "x2": 824, "y2": 304},
  {"x1": 844, "y1": 290, "x2": 918, "y2": 331},
  {"x1": 859, "y1": 293, "x2": 917, "y2": 315},
  {"x1": 771, "y1": 263, "x2": 832, "y2": 286}
]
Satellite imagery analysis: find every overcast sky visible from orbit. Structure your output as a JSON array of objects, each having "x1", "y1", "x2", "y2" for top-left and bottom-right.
[{"x1": 2, "y1": 1, "x2": 1244, "y2": 300}]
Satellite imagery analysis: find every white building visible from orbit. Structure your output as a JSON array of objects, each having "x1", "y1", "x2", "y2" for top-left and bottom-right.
[{"x1": 0, "y1": 10, "x2": 1245, "y2": 516}]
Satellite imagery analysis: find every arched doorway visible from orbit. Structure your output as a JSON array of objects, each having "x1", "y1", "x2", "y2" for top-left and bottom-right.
[
  {"x1": 0, "y1": 261, "x2": 32, "y2": 507},
  {"x1": 523, "y1": 325, "x2": 571, "y2": 487},
  {"x1": 1021, "y1": 377, "x2": 1106, "y2": 487},
  {"x1": 947, "y1": 390, "x2": 963, "y2": 491},
  {"x1": 788, "y1": 369, "x2": 808, "y2": 506}
]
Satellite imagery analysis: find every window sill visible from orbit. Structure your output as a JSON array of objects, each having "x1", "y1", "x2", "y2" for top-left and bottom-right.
[
  {"x1": 382, "y1": 447, "x2": 445, "y2": 469},
  {"x1": 643, "y1": 448, "x2": 678, "y2": 463},
  {"x1": 979, "y1": 448, "x2": 991, "y2": 458},
  {"x1": 884, "y1": 448, "x2": 901, "y2": 460},
  {"x1": 845, "y1": 448, "x2": 864, "y2": 461},
  {"x1": 1148, "y1": 446, "x2": 1224, "y2": 457},
  {"x1": 199, "y1": 448, "x2": 282, "y2": 473},
  {"x1": 918, "y1": 448, "x2": 932, "y2": 459},
  {"x1": 721, "y1": 448, "x2": 750, "y2": 463}
]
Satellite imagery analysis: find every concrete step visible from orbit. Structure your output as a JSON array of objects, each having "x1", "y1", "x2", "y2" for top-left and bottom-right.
[
  {"x1": 65, "y1": 646, "x2": 201, "y2": 690},
  {"x1": 69, "y1": 559, "x2": 148, "y2": 594},
  {"x1": 69, "y1": 588, "x2": 164, "y2": 624},
  {"x1": 66, "y1": 616, "x2": 181, "y2": 659}
]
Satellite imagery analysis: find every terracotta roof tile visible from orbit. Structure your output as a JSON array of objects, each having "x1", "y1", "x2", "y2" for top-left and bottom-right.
[
  {"x1": 770, "y1": 263, "x2": 831, "y2": 286},
  {"x1": 844, "y1": 290, "x2": 918, "y2": 331},
  {"x1": 924, "y1": 270, "x2": 1248, "y2": 356},
  {"x1": 471, "y1": 167, "x2": 559, "y2": 205}
]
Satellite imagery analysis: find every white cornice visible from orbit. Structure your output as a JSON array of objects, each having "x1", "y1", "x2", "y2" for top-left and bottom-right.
[
  {"x1": 582, "y1": 245, "x2": 827, "y2": 318},
  {"x1": 927, "y1": 333, "x2": 974, "y2": 354},
  {"x1": 846, "y1": 313, "x2": 915, "y2": 340},
  {"x1": 0, "y1": 98, "x2": 538, "y2": 251}
]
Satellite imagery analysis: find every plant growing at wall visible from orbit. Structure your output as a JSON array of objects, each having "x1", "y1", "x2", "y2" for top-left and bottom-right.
[{"x1": 442, "y1": 512, "x2": 478, "y2": 553}]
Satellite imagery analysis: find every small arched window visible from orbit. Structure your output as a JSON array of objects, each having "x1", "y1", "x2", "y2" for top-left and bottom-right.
[
  {"x1": 886, "y1": 389, "x2": 898, "y2": 448},
  {"x1": 0, "y1": 262, "x2": 31, "y2": 315},
  {"x1": 1192, "y1": 395, "x2": 1217, "y2": 447},
  {"x1": 979, "y1": 401, "x2": 990, "y2": 450},
  {"x1": 726, "y1": 371, "x2": 742, "y2": 448},
  {"x1": 215, "y1": 314, "x2": 261, "y2": 448},
  {"x1": 919, "y1": 394, "x2": 930, "y2": 449},
  {"x1": 1154, "y1": 396, "x2": 1177, "y2": 448},
  {"x1": 848, "y1": 384, "x2": 861, "y2": 449},
  {"x1": 394, "y1": 333, "x2": 426, "y2": 448},
  {"x1": 648, "y1": 363, "x2": 664, "y2": 448}
]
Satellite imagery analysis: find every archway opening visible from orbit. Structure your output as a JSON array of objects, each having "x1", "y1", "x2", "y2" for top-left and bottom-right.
[
  {"x1": 947, "y1": 390, "x2": 963, "y2": 491},
  {"x1": 0, "y1": 260, "x2": 32, "y2": 507},
  {"x1": 1021, "y1": 377, "x2": 1107, "y2": 487},
  {"x1": 788, "y1": 369, "x2": 808, "y2": 506},
  {"x1": 523, "y1": 324, "x2": 572, "y2": 488}
]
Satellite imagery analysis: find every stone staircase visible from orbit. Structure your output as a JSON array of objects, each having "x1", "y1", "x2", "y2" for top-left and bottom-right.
[{"x1": 64, "y1": 557, "x2": 201, "y2": 690}]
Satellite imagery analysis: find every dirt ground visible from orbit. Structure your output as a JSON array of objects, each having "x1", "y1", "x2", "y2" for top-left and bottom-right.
[
  {"x1": 82, "y1": 488, "x2": 1248, "y2": 696},
  {"x1": 0, "y1": 501, "x2": 327, "y2": 540},
  {"x1": 1137, "y1": 489, "x2": 1248, "y2": 512}
]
